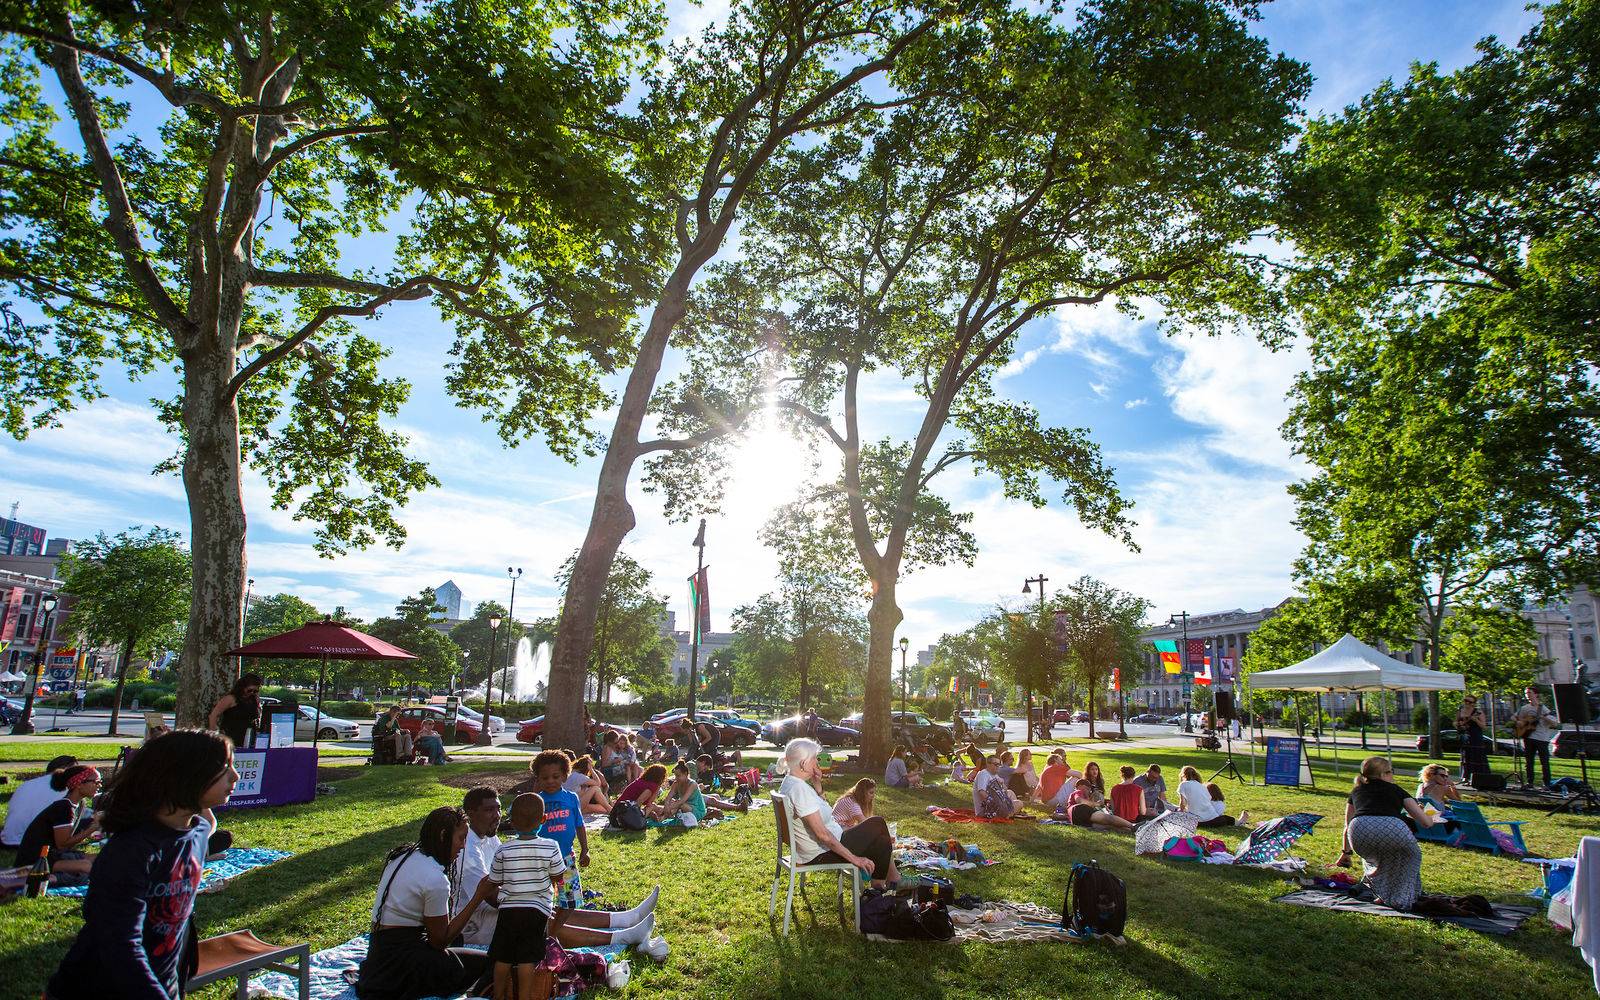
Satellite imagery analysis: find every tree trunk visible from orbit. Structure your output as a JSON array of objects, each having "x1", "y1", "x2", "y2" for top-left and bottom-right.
[
  {"x1": 175, "y1": 345, "x2": 248, "y2": 728},
  {"x1": 107, "y1": 633, "x2": 136, "y2": 735},
  {"x1": 1425, "y1": 604, "x2": 1445, "y2": 759},
  {"x1": 545, "y1": 271, "x2": 694, "y2": 751},
  {"x1": 862, "y1": 586, "x2": 905, "y2": 770}
]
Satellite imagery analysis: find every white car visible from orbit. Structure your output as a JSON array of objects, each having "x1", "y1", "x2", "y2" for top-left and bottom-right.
[
  {"x1": 454, "y1": 704, "x2": 505, "y2": 735},
  {"x1": 293, "y1": 705, "x2": 359, "y2": 741},
  {"x1": 955, "y1": 709, "x2": 1006, "y2": 740}
]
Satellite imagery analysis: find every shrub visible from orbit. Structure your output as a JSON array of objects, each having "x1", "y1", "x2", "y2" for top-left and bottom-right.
[{"x1": 1412, "y1": 703, "x2": 1431, "y2": 732}]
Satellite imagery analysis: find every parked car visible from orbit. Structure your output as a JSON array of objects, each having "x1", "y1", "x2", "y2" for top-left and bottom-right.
[
  {"x1": 259, "y1": 697, "x2": 361, "y2": 741},
  {"x1": 700, "y1": 708, "x2": 762, "y2": 735},
  {"x1": 1129, "y1": 713, "x2": 1165, "y2": 725},
  {"x1": 1412, "y1": 730, "x2": 1518, "y2": 756},
  {"x1": 453, "y1": 704, "x2": 504, "y2": 735},
  {"x1": 655, "y1": 713, "x2": 759, "y2": 748},
  {"x1": 394, "y1": 704, "x2": 481, "y2": 744},
  {"x1": 1052, "y1": 708, "x2": 1073, "y2": 723},
  {"x1": 515, "y1": 714, "x2": 600, "y2": 746},
  {"x1": 1552, "y1": 729, "x2": 1600, "y2": 759},
  {"x1": 954, "y1": 709, "x2": 1006, "y2": 741},
  {"x1": 1070, "y1": 710, "x2": 1090, "y2": 724},
  {"x1": 762, "y1": 714, "x2": 859, "y2": 748}
]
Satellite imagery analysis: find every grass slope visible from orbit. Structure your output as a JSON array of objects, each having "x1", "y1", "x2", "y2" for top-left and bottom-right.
[{"x1": 0, "y1": 748, "x2": 1592, "y2": 1000}]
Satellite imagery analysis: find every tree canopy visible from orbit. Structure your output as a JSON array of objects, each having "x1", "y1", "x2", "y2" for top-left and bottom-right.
[
  {"x1": 57, "y1": 526, "x2": 190, "y2": 734},
  {"x1": 0, "y1": 0, "x2": 661, "y2": 726}
]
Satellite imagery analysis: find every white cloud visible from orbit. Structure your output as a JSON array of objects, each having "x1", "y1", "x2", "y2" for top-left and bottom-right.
[
  {"x1": 1124, "y1": 398, "x2": 1148, "y2": 409},
  {"x1": 1156, "y1": 332, "x2": 1311, "y2": 475},
  {"x1": 999, "y1": 302, "x2": 1154, "y2": 379}
]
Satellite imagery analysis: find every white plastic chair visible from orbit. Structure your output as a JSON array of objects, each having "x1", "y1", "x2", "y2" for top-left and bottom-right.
[{"x1": 769, "y1": 790, "x2": 861, "y2": 935}]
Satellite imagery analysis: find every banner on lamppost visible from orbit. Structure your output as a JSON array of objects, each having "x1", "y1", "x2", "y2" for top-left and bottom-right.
[
  {"x1": 1152, "y1": 639, "x2": 1182, "y2": 673},
  {"x1": 688, "y1": 567, "x2": 712, "y2": 642}
]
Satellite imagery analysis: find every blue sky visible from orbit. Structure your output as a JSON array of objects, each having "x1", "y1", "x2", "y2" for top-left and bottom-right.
[{"x1": 3, "y1": 1, "x2": 1540, "y2": 650}]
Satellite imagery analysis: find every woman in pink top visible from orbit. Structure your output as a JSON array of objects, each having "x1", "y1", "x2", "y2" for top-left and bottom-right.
[
  {"x1": 832, "y1": 778, "x2": 876, "y2": 829},
  {"x1": 616, "y1": 764, "x2": 668, "y2": 813}
]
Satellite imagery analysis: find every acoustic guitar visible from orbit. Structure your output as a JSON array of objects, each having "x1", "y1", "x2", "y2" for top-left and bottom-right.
[{"x1": 1512, "y1": 708, "x2": 1554, "y2": 739}]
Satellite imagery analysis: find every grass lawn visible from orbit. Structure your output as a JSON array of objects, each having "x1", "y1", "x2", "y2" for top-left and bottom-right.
[{"x1": 0, "y1": 746, "x2": 1593, "y2": 1000}]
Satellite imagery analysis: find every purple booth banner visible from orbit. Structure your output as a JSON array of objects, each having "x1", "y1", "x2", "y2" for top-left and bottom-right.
[{"x1": 221, "y1": 748, "x2": 317, "y2": 809}]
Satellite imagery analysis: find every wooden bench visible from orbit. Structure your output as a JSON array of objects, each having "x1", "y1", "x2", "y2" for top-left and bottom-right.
[{"x1": 187, "y1": 930, "x2": 309, "y2": 1000}]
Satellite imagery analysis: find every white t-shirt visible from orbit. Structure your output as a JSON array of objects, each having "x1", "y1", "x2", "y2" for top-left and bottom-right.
[
  {"x1": 372, "y1": 850, "x2": 451, "y2": 926},
  {"x1": 2, "y1": 774, "x2": 65, "y2": 847},
  {"x1": 563, "y1": 771, "x2": 590, "y2": 796},
  {"x1": 971, "y1": 769, "x2": 1000, "y2": 812},
  {"x1": 457, "y1": 828, "x2": 501, "y2": 946},
  {"x1": 779, "y1": 774, "x2": 842, "y2": 864},
  {"x1": 1178, "y1": 779, "x2": 1223, "y2": 822},
  {"x1": 490, "y1": 835, "x2": 566, "y2": 915},
  {"x1": 1517, "y1": 702, "x2": 1560, "y2": 743}
]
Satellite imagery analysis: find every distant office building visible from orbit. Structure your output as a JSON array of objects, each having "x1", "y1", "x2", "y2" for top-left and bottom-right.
[
  {"x1": 432, "y1": 580, "x2": 462, "y2": 620},
  {"x1": 1, "y1": 517, "x2": 48, "y2": 556}
]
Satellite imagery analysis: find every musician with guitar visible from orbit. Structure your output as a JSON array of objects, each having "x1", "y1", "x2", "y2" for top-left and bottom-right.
[{"x1": 1512, "y1": 686, "x2": 1560, "y2": 788}]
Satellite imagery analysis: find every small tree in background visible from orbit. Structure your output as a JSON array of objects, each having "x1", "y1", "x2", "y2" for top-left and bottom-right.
[{"x1": 58, "y1": 527, "x2": 190, "y2": 734}]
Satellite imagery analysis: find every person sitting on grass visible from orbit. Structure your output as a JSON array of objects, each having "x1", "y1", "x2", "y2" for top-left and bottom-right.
[
  {"x1": 14, "y1": 765, "x2": 101, "y2": 888},
  {"x1": 1008, "y1": 748, "x2": 1039, "y2": 799},
  {"x1": 778, "y1": 738, "x2": 902, "y2": 889},
  {"x1": 1035, "y1": 752, "x2": 1081, "y2": 813},
  {"x1": 650, "y1": 761, "x2": 722, "y2": 825},
  {"x1": 689, "y1": 756, "x2": 748, "y2": 812},
  {"x1": 561, "y1": 756, "x2": 612, "y2": 816},
  {"x1": 885, "y1": 745, "x2": 923, "y2": 789},
  {"x1": 483, "y1": 794, "x2": 568, "y2": 1000},
  {"x1": 1109, "y1": 765, "x2": 1151, "y2": 824},
  {"x1": 1177, "y1": 766, "x2": 1245, "y2": 827},
  {"x1": 597, "y1": 731, "x2": 630, "y2": 788},
  {"x1": 414, "y1": 719, "x2": 449, "y2": 766},
  {"x1": 1416, "y1": 763, "x2": 1460, "y2": 806},
  {"x1": 973, "y1": 755, "x2": 1025, "y2": 819},
  {"x1": 455, "y1": 787, "x2": 503, "y2": 948},
  {"x1": 952, "y1": 742, "x2": 986, "y2": 783},
  {"x1": 1133, "y1": 764, "x2": 1170, "y2": 815},
  {"x1": 1064, "y1": 761, "x2": 1134, "y2": 833},
  {"x1": 615, "y1": 764, "x2": 669, "y2": 820},
  {"x1": 47, "y1": 731, "x2": 238, "y2": 1000},
  {"x1": 1, "y1": 754, "x2": 77, "y2": 851},
  {"x1": 832, "y1": 778, "x2": 877, "y2": 829},
  {"x1": 660, "y1": 738, "x2": 680, "y2": 765}
]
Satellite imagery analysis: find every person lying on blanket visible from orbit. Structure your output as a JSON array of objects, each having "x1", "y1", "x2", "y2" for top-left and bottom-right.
[
  {"x1": 973, "y1": 756, "x2": 1026, "y2": 819},
  {"x1": 779, "y1": 738, "x2": 904, "y2": 889}
]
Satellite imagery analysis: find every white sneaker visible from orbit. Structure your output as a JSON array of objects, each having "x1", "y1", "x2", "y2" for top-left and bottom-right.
[{"x1": 641, "y1": 936, "x2": 670, "y2": 961}]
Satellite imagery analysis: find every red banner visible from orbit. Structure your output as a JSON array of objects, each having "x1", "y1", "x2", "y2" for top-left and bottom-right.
[{"x1": 0, "y1": 590, "x2": 21, "y2": 642}]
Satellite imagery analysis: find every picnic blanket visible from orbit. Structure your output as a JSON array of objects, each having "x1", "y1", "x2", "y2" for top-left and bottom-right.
[
  {"x1": 1272, "y1": 886, "x2": 1535, "y2": 936},
  {"x1": 927, "y1": 807, "x2": 1017, "y2": 824},
  {"x1": 594, "y1": 798, "x2": 768, "y2": 833},
  {"x1": 47, "y1": 847, "x2": 292, "y2": 898},
  {"x1": 893, "y1": 836, "x2": 1000, "y2": 871},
  {"x1": 866, "y1": 901, "x2": 1085, "y2": 945},
  {"x1": 250, "y1": 935, "x2": 624, "y2": 1000}
]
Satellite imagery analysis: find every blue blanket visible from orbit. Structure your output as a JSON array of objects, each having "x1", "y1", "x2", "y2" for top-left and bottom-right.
[{"x1": 47, "y1": 847, "x2": 293, "y2": 898}]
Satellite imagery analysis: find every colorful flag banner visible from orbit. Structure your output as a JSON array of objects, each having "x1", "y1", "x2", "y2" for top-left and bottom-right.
[
  {"x1": 1194, "y1": 657, "x2": 1213, "y2": 686},
  {"x1": 687, "y1": 573, "x2": 701, "y2": 644},
  {"x1": 1219, "y1": 656, "x2": 1236, "y2": 681},
  {"x1": 1187, "y1": 639, "x2": 1206, "y2": 668},
  {"x1": 949, "y1": 676, "x2": 960, "y2": 693},
  {"x1": 1153, "y1": 639, "x2": 1182, "y2": 673},
  {"x1": 1109, "y1": 667, "x2": 1120, "y2": 691}
]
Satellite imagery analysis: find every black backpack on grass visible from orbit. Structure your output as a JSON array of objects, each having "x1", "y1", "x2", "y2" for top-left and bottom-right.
[{"x1": 1062, "y1": 859, "x2": 1126, "y2": 937}]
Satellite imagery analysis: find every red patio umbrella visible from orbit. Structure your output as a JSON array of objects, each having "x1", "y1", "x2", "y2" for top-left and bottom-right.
[{"x1": 227, "y1": 619, "x2": 417, "y2": 750}]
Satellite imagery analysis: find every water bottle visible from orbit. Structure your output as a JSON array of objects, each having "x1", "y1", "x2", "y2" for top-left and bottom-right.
[{"x1": 24, "y1": 846, "x2": 49, "y2": 898}]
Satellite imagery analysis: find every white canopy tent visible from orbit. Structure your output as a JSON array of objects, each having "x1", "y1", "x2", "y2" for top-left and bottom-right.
[{"x1": 1245, "y1": 634, "x2": 1467, "y2": 771}]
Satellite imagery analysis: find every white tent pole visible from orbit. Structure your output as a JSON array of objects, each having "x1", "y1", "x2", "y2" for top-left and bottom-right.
[
  {"x1": 1247, "y1": 677, "x2": 1256, "y2": 784},
  {"x1": 1328, "y1": 688, "x2": 1339, "y2": 779},
  {"x1": 1381, "y1": 678, "x2": 1391, "y2": 761}
]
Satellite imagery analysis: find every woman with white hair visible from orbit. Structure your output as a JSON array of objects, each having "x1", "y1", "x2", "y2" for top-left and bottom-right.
[{"x1": 778, "y1": 739, "x2": 901, "y2": 889}]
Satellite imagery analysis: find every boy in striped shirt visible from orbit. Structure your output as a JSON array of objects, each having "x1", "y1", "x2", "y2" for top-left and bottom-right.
[{"x1": 487, "y1": 794, "x2": 568, "y2": 1000}]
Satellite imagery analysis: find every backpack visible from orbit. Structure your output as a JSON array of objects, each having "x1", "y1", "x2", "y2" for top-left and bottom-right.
[
  {"x1": 609, "y1": 799, "x2": 647, "y2": 831},
  {"x1": 860, "y1": 891, "x2": 956, "y2": 940},
  {"x1": 1062, "y1": 859, "x2": 1126, "y2": 938}
]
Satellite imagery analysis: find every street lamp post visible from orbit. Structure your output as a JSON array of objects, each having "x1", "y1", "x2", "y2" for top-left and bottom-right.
[
  {"x1": 1168, "y1": 611, "x2": 1192, "y2": 733},
  {"x1": 486, "y1": 613, "x2": 502, "y2": 701},
  {"x1": 899, "y1": 637, "x2": 909, "y2": 715},
  {"x1": 13, "y1": 593, "x2": 58, "y2": 736},
  {"x1": 1023, "y1": 574, "x2": 1047, "y2": 739},
  {"x1": 500, "y1": 568, "x2": 521, "y2": 718}
]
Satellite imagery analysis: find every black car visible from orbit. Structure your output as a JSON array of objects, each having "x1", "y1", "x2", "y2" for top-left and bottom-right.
[
  {"x1": 763, "y1": 714, "x2": 860, "y2": 748},
  {"x1": 1552, "y1": 729, "x2": 1600, "y2": 759},
  {"x1": 1413, "y1": 729, "x2": 1519, "y2": 756}
]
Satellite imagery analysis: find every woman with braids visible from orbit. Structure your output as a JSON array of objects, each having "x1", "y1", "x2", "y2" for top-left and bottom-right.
[
  {"x1": 356, "y1": 807, "x2": 495, "y2": 1000},
  {"x1": 45, "y1": 730, "x2": 238, "y2": 1000},
  {"x1": 208, "y1": 672, "x2": 263, "y2": 749}
]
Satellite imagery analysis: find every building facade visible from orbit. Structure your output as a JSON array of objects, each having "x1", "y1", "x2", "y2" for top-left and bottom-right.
[{"x1": 431, "y1": 580, "x2": 463, "y2": 620}]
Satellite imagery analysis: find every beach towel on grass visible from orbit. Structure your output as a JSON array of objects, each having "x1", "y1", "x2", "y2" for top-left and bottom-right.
[
  {"x1": 250, "y1": 935, "x2": 623, "y2": 1000},
  {"x1": 866, "y1": 901, "x2": 1086, "y2": 945},
  {"x1": 892, "y1": 836, "x2": 1000, "y2": 871},
  {"x1": 928, "y1": 807, "x2": 1015, "y2": 824},
  {"x1": 47, "y1": 847, "x2": 292, "y2": 898},
  {"x1": 1272, "y1": 887, "x2": 1535, "y2": 935}
]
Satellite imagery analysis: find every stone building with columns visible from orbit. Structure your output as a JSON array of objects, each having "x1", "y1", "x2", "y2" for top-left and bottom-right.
[{"x1": 1135, "y1": 590, "x2": 1591, "y2": 721}]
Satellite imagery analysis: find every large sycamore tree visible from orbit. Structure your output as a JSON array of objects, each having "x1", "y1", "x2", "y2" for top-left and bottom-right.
[
  {"x1": 0, "y1": 1, "x2": 657, "y2": 725},
  {"x1": 697, "y1": 0, "x2": 1309, "y2": 764},
  {"x1": 1275, "y1": 0, "x2": 1600, "y2": 755}
]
